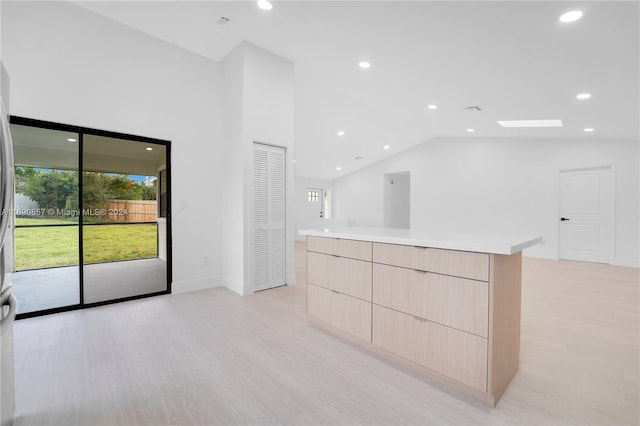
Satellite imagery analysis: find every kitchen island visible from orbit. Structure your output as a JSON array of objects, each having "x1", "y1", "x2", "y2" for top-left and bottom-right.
[{"x1": 299, "y1": 227, "x2": 542, "y2": 407}]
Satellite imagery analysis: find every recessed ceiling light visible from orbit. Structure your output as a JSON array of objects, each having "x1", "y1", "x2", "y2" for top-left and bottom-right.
[
  {"x1": 337, "y1": 131, "x2": 345, "y2": 136},
  {"x1": 67, "y1": 138, "x2": 77, "y2": 142},
  {"x1": 560, "y1": 10, "x2": 583, "y2": 23},
  {"x1": 427, "y1": 104, "x2": 437, "y2": 110},
  {"x1": 576, "y1": 93, "x2": 591, "y2": 100},
  {"x1": 383, "y1": 145, "x2": 390, "y2": 150},
  {"x1": 146, "y1": 147, "x2": 153, "y2": 151},
  {"x1": 584, "y1": 128, "x2": 595, "y2": 132},
  {"x1": 257, "y1": 0, "x2": 272, "y2": 11},
  {"x1": 467, "y1": 129, "x2": 475, "y2": 133},
  {"x1": 358, "y1": 61, "x2": 371, "y2": 69},
  {"x1": 497, "y1": 119, "x2": 563, "y2": 128},
  {"x1": 336, "y1": 166, "x2": 342, "y2": 171}
]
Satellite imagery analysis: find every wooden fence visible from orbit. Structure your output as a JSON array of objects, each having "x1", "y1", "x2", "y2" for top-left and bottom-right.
[{"x1": 105, "y1": 200, "x2": 157, "y2": 222}]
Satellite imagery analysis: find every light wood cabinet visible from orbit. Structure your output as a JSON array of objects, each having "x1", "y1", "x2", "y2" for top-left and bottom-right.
[
  {"x1": 307, "y1": 283, "x2": 372, "y2": 341},
  {"x1": 306, "y1": 236, "x2": 373, "y2": 342},
  {"x1": 307, "y1": 236, "x2": 372, "y2": 261},
  {"x1": 307, "y1": 252, "x2": 372, "y2": 301},
  {"x1": 373, "y1": 263, "x2": 488, "y2": 337},
  {"x1": 306, "y1": 235, "x2": 522, "y2": 407},
  {"x1": 372, "y1": 305, "x2": 488, "y2": 391},
  {"x1": 373, "y1": 242, "x2": 489, "y2": 281}
]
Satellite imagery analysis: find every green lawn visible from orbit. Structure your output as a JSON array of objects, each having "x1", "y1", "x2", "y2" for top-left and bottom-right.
[
  {"x1": 15, "y1": 216, "x2": 78, "y2": 226},
  {"x1": 15, "y1": 223, "x2": 158, "y2": 270}
]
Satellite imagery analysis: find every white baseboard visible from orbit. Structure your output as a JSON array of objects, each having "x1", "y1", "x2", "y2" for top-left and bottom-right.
[
  {"x1": 172, "y1": 276, "x2": 222, "y2": 294},
  {"x1": 523, "y1": 253, "x2": 639, "y2": 268},
  {"x1": 611, "y1": 257, "x2": 640, "y2": 268},
  {"x1": 523, "y1": 247, "x2": 557, "y2": 260},
  {"x1": 220, "y1": 280, "x2": 245, "y2": 296}
]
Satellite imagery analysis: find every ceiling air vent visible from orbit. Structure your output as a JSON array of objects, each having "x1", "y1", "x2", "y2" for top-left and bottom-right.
[
  {"x1": 465, "y1": 105, "x2": 482, "y2": 111},
  {"x1": 217, "y1": 16, "x2": 231, "y2": 25}
]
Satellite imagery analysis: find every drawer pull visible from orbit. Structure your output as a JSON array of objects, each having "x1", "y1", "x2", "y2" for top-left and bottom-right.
[
  {"x1": 413, "y1": 246, "x2": 428, "y2": 249},
  {"x1": 331, "y1": 290, "x2": 340, "y2": 294},
  {"x1": 414, "y1": 269, "x2": 427, "y2": 274},
  {"x1": 413, "y1": 316, "x2": 427, "y2": 322},
  {"x1": 332, "y1": 255, "x2": 340, "y2": 258}
]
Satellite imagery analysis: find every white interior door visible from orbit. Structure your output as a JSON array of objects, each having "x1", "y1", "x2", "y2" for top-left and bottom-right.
[
  {"x1": 559, "y1": 166, "x2": 614, "y2": 263},
  {"x1": 253, "y1": 143, "x2": 286, "y2": 292},
  {"x1": 304, "y1": 188, "x2": 325, "y2": 219}
]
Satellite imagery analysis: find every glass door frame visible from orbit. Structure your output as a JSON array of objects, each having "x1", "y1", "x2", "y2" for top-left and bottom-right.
[{"x1": 11, "y1": 116, "x2": 172, "y2": 319}]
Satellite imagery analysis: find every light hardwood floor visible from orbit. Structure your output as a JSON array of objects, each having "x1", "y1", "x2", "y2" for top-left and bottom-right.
[{"x1": 12, "y1": 242, "x2": 639, "y2": 425}]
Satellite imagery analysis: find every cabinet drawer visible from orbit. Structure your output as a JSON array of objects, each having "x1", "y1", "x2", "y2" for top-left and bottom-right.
[
  {"x1": 373, "y1": 264, "x2": 488, "y2": 337},
  {"x1": 307, "y1": 252, "x2": 372, "y2": 301},
  {"x1": 373, "y1": 243, "x2": 489, "y2": 281},
  {"x1": 372, "y1": 305, "x2": 487, "y2": 392},
  {"x1": 307, "y1": 284, "x2": 372, "y2": 342},
  {"x1": 307, "y1": 236, "x2": 372, "y2": 261}
]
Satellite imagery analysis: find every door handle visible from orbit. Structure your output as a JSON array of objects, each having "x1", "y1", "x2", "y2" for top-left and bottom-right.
[{"x1": 561, "y1": 217, "x2": 571, "y2": 221}]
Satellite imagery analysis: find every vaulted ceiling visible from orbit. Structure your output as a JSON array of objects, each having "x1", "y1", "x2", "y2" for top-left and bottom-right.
[{"x1": 73, "y1": 1, "x2": 639, "y2": 180}]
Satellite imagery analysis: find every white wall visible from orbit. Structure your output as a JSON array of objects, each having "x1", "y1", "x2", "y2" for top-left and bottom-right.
[
  {"x1": 333, "y1": 137, "x2": 640, "y2": 266},
  {"x1": 2, "y1": 1, "x2": 225, "y2": 291},
  {"x1": 220, "y1": 45, "x2": 246, "y2": 296},
  {"x1": 221, "y1": 42, "x2": 295, "y2": 294},
  {"x1": 244, "y1": 43, "x2": 296, "y2": 290},
  {"x1": 0, "y1": 0, "x2": 8, "y2": 112}
]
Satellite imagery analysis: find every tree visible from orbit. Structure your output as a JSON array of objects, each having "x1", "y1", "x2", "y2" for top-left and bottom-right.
[
  {"x1": 16, "y1": 167, "x2": 157, "y2": 221},
  {"x1": 15, "y1": 167, "x2": 78, "y2": 211},
  {"x1": 81, "y1": 172, "x2": 112, "y2": 211},
  {"x1": 141, "y1": 179, "x2": 157, "y2": 201},
  {"x1": 106, "y1": 174, "x2": 143, "y2": 200}
]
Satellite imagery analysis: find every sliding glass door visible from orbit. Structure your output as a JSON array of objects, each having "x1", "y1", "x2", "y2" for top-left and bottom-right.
[
  {"x1": 82, "y1": 134, "x2": 168, "y2": 304},
  {"x1": 9, "y1": 118, "x2": 171, "y2": 317},
  {"x1": 10, "y1": 124, "x2": 80, "y2": 314}
]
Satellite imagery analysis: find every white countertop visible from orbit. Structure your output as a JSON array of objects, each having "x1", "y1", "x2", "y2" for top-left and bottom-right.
[{"x1": 299, "y1": 227, "x2": 542, "y2": 255}]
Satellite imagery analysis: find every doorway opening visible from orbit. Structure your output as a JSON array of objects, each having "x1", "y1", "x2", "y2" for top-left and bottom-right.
[
  {"x1": 10, "y1": 117, "x2": 172, "y2": 317},
  {"x1": 383, "y1": 171, "x2": 410, "y2": 229}
]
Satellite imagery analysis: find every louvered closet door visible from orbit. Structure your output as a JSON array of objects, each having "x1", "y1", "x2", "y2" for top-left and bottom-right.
[{"x1": 253, "y1": 143, "x2": 286, "y2": 291}]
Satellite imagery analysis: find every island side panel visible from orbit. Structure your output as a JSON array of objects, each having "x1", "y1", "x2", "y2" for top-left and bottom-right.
[{"x1": 488, "y1": 251, "x2": 522, "y2": 404}]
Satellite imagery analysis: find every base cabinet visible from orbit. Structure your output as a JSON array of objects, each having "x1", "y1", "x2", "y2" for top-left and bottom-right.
[
  {"x1": 373, "y1": 263, "x2": 488, "y2": 337},
  {"x1": 307, "y1": 284, "x2": 372, "y2": 341},
  {"x1": 307, "y1": 252, "x2": 372, "y2": 301},
  {"x1": 373, "y1": 242, "x2": 489, "y2": 281},
  {"x1": 372, "y1": 305, "x2": 488, "y2": 391},
  {"x1": 306, "y1": 235, "x2": 522, "y2": 407}
]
